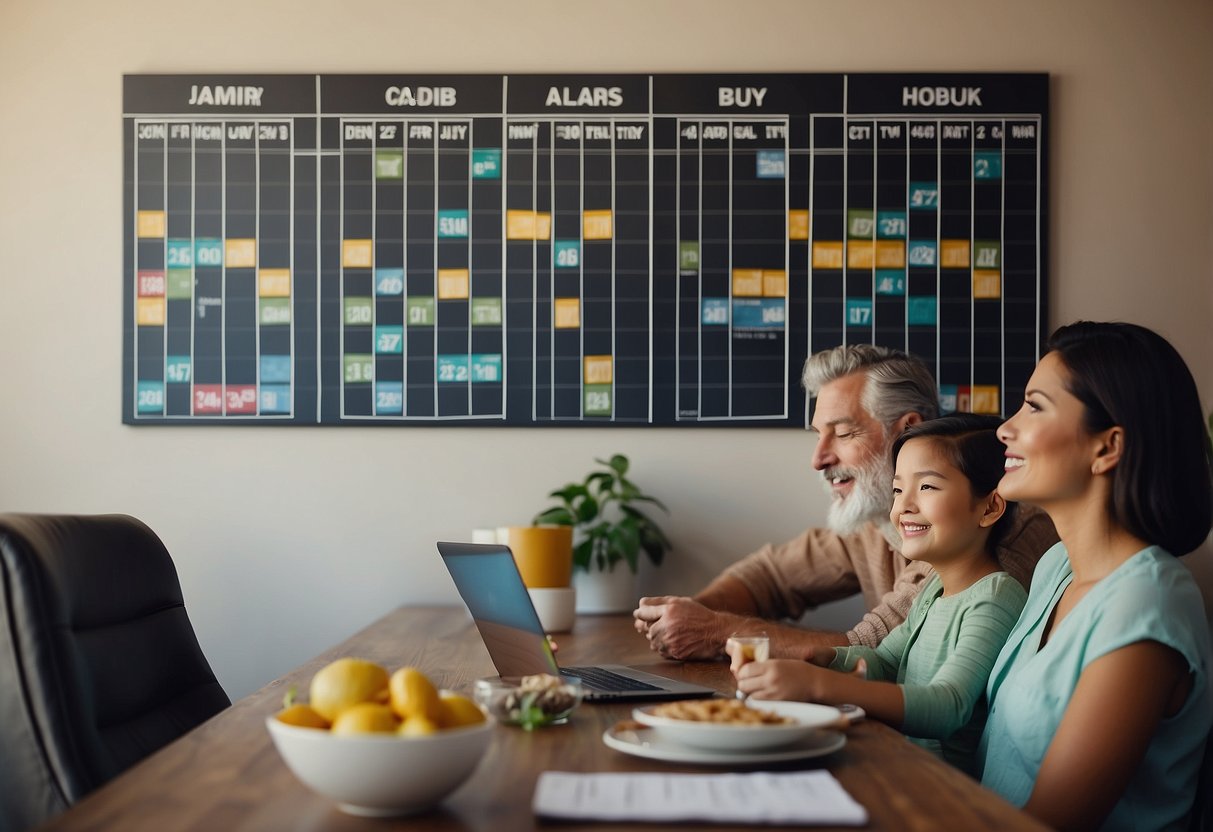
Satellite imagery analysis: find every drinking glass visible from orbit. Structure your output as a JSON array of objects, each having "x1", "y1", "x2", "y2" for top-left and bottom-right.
[{"x1": 726, "y1": 631, "x2": 769, "y2": 700}]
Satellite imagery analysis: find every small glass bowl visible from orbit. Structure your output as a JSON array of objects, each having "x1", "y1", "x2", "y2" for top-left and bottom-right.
[{"x1": 473, "y1": 674, "x2": 583, "y2": 729}]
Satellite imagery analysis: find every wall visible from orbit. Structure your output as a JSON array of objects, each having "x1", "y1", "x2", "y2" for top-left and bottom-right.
[{"x1": 1, "y1": 0, "x2": 1210, "y2": 699}]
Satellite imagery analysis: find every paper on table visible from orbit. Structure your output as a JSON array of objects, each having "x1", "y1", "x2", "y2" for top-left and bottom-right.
[{"x1": 533, "y1": 770, "x2": 868, "y2": 825}]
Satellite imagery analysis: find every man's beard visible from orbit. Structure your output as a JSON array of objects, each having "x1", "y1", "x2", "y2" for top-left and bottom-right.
[{"x1": 821, "y1": 453, "x2": 895, "y2": 536}]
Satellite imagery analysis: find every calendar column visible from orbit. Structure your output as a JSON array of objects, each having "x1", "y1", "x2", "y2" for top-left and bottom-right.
[
  {"x1": 133, "y1": 122, "x2": 168, "y2": 417},
  {"x1": 371, "y1": 119, "x2": 405, "y2": 416},
  {"x1": 937, "y1": 120, "x2": 975, "y2": 410},
  {"x1": 1002, "y1": 119, "x2": 1043, "y2": 411},
  {"x1": 810, "y1": 115, "x2": 845, "y2": 357},
  {"x1": 506, "y1": 75, "x2": 650, "y2": 423},
  {"x1": 906, "y1": 121, "x2": 941, "y2": 373}
]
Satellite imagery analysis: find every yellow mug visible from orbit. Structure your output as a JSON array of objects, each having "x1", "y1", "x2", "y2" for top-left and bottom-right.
[{"x1": 504, "y1": 525, "x2": 573, "y2": 588}]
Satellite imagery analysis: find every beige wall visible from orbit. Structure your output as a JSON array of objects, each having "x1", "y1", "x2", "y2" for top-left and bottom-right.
[{"x1": 1, "y1": 0, "x2": 1210, "y2": 698}]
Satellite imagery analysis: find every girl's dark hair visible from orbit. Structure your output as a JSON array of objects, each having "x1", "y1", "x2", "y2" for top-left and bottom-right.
[
  {"x1": 890, "y1": 413, "x2": 1017, "y2": 549},
  {"x1": 1046, "y1": 321, "x2": 1213, "y2": 555}
]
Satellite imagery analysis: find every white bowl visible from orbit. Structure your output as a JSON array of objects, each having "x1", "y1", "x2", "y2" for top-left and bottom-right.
[
  {"x1": 632, "y1": 700, "x2": 842, "y2": 752},
  {"x1": 266, "y1": 715, "x2": 494, "y2": 816}
]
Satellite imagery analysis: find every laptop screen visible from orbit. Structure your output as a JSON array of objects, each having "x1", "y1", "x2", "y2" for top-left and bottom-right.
[{"x1": 439, "y1": 542, "x2": 560, "y2": 679}]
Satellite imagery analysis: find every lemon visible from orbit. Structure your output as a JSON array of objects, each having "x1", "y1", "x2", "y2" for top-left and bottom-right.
[
  {"x1": 331, "y1": 703, "x2": 399, "y2": 735},
  {"x1": 398, "y1": 715, "x2": 441, "y2": 737},
  {"x1": 275, "y1": 703, "x2": 330, "y2": 729},
  {"x1": 389, "y1": 667, "x2": 441, "y2": 721},
  {"x1": 437, "y1": 692, "x2": 486, "y2": 728},
  {"x1": 309, "y1": 658, "x2": 390, "y2": 722}
]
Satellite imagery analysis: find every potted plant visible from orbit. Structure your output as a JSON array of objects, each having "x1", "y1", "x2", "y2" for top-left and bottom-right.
[{"x1": 533, "y1": 454, "x2": 671, "y2": 612}]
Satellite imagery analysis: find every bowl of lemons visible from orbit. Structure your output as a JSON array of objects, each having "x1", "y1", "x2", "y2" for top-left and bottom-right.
[{"x1": 266, "y1": 658, "x2": 494, "y2": 816}]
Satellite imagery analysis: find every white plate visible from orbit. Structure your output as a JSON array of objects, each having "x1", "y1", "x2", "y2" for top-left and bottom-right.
[
  {"x1": 632, "y1": 700, "x2": 843, "y2": 752},
  {"x1": 603, "y1": 723, "x2": 846, "y2": 765}
]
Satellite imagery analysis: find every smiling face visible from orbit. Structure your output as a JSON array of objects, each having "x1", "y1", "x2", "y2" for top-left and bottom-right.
[
  {"x1": 997, "y1": 352, "x2": 1103, "y2": 507},
  {"x1": 809, "y1": 372, "x2": 895, "y2": 533},
  {"x1": 889, "y1": 437, "x2": 993, "y2": 566}
]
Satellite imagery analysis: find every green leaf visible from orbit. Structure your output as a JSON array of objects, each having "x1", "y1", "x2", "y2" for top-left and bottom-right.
[
  {"x1": 585, "y1": 471, "x2": 615, "y2": 496},
  {"x1": 550, "y1": 484, "x2": 588, "y2": 502},
  {"x1": 572, "y1": 538, "x2": 594, "y2": 570},
  {"x1": 574, "y1": 495, "x2": 600, "y2": 523},
  {"x1": 599, "y1": 454, "x2": 629, "y2": 476},
  {"x1": 533, "y1": 507, "x2": 575, "y2": 526},
  {"x1": 282, "y1": 685, "x2": 297, "y2": 709}
]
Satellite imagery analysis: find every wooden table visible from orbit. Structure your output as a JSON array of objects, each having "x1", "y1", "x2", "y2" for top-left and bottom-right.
[{"x1": 41, "y1": 607, "x2": 1046, "y2": 831}]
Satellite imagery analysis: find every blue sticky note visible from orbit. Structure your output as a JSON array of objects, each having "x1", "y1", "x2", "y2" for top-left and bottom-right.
[
  {"x1": 260, "y1": 355, "x2": 291, "y2": 383},
  {"x1": 908, "y1": 296, "x2": 937, "y2": 325},
  {"x1": 437, "y1": 210, "x2": 469, "y2": 238},
  {"x1": 375, "y1": 381, "x2": 403, "y2": 415},
  {"x1": 375, "y1": 268, "x2": 404, "y2": 296},
  {"x1": 471, "y1": 354, "x2": 502, "y2": 383},
  {"x1": 136, "y1": 381, "x2": 164, "y2": 414},
  {"x1": 846, "y1": 298, "x2": 873, "y2": 327},
  {"x1": 874, "y1": 271, "x2": 906, "y2": 296},
  {"x1": 732, "y1": 299, "x2": 785, "y2": 329},
  {"x1": 165, "y1": 356, "x2": 192, "y2": 384},
  {"x1": 701, "y1": 298, "x2": 729, "y2": 325},
  {"x1": 260, "y1": 384, "x2": 291, "y2": 414},
  {"x1": 756, "y1": 150, "x2": 786, "y2": 179},
  {"x1": 471, "y1": 149, "x2": 502, "y2": 179},
  {"x1": 375, "y1": 325, "x2": 404, "y2": 355}
]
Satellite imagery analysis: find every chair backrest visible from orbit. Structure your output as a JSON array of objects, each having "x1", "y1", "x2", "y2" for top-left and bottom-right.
[{"x1": 0, "y1": 514, "x2": 229, "y2": 832}]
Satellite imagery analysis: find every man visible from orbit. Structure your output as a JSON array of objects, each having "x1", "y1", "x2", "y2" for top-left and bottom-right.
[{"x1": 633, "y1": 344, "x2": 1058, "y2": 661}]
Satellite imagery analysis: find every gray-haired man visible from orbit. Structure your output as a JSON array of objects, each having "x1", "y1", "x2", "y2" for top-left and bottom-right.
[{"x1": 633, "y1": 344, "x2": 1057, "y2": 661}]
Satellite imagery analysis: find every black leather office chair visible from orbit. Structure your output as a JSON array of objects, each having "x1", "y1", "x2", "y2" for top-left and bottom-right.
[{"x1": 0, "y1": 514, "x2": 230, "y2": 832}]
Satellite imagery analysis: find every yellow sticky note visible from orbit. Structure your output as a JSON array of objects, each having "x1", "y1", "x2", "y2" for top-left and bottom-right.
[
  {"x1": 136, "y1": 210, "x2": 166, "y2": 239},
  {"x1": 973, "y1": 270, "x2": 1002, "y2": 299},
  {"x1": 535, "y1": 212, "x2": 552, "y2": 241},
  {"x1": 971, "y1": 385, "x2": 1000, "y2": 414},
  {"x1": 136, "y1": 297, "x2": 165, "y2": 326},
  {"x1": 225, "y1": 238, "x2": 257, "y2": 268},
  {"x1": 583, "y1": 210, "x2": 613, "y2": 240},
  {"x1": 554, "y1": 298, "x2": 581, "y2": 329},
  {"x1": 847, "y1": 241, "x2": 875, "y2": 270},
  {"x1": 788, "y1": 210, "x2": 810, "y2": 241},
  {"x1": 940, "y1": 239, "x2": 970, "y2": 269},
  {"x1": 437, "y1": 269, "x2": 470, "y2": 300},
  {"x1": 732, "y1": 269, "x2": 764, "y2": 297},
  {"x1": 875, "y1": 240, "x2": 906, "y2": 269},
  {"x1": 584, "y1": 355, "x2": 613, "y2": 384},
  {"x1": 812, "y1": 241, "x2": 844, "y2": 269},
  {"x1": 342, "y1": 239, "x2": 373, "y2": 269},
  {"x1": 258, "y1": 269, "x2": 291, "y2": 298},
  {"x1": 762, "y1": 270, "x2": 787, "y2": 298},
  {"x1": 506, "y1": 210, "x2": 536, "y2": 240}
]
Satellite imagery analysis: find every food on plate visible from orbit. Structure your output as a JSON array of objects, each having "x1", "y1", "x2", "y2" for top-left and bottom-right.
[
  {"x1": 651, "y1": 698, "x2": 793, "y2": 725},
  {"x1": 272, "y1": 659, "x2": 485, "y2": 735}
]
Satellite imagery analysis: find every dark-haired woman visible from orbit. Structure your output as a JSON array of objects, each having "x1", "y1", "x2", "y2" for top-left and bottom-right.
[{"x1": 979, "y1": 321, "x2": 1212, "y2": 831}]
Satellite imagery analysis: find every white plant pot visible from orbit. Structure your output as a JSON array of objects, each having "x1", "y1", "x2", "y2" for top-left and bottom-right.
[{"x1": 572, "y1": 565, "x2": 637, "y2": 614}]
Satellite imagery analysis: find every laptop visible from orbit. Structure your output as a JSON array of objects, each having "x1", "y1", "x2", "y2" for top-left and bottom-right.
[{"x1": 438, "y1": 541, "x2": 718, "y2": 702}]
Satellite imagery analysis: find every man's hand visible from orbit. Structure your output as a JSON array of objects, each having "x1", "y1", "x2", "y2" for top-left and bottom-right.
[{"x1": 633, "y1": 596, "x2": 740, "y2": 660}]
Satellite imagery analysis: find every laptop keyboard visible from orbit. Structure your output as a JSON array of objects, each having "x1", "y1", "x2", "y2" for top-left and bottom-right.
[{"x1": 563, "y1": 666, "x2": 662, "y2": 692}]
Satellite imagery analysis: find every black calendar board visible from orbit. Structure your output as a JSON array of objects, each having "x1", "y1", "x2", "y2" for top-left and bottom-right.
[{"x1": 123, "y1": 73, "x2": 1047, "y2": 426}]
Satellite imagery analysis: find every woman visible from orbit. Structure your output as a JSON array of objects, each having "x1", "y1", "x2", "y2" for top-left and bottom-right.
[{"x1": 979, "y1": 321, "x2": 1213, "y2": 831}]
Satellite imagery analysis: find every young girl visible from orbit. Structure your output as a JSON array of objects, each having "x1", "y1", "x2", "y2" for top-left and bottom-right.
[
  {"x1": 731, "y1": 413, "x2": 1027, "y2": 775},
  {"x1": 978, "y1": 321, "x2": 1212, "y2": 831}
]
